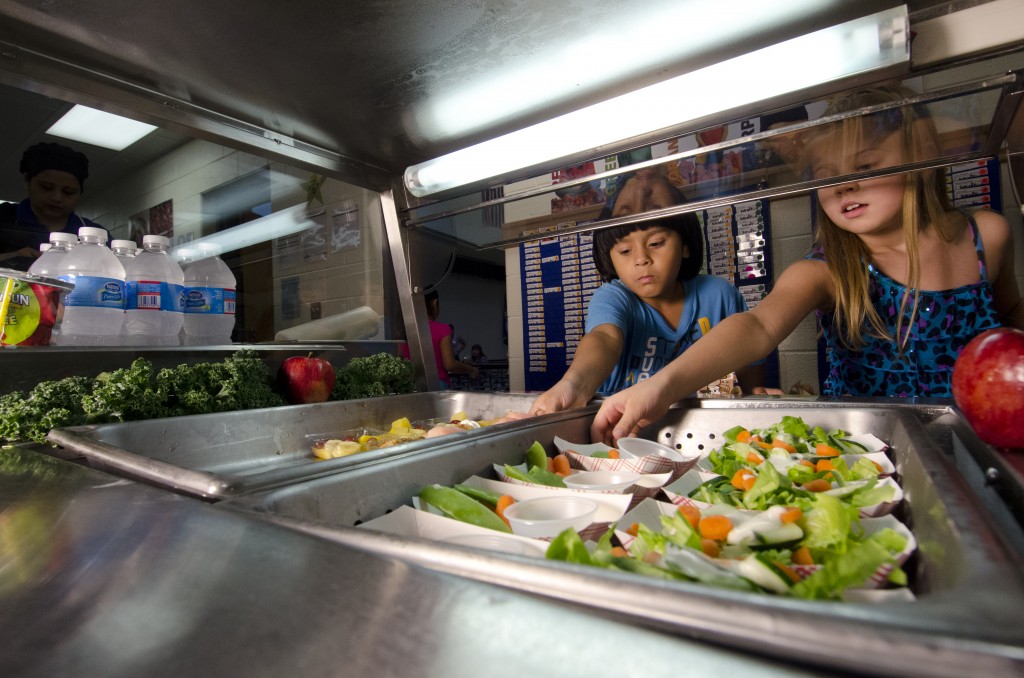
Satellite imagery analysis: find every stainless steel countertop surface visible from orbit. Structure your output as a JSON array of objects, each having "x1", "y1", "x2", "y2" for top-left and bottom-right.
[{"x1": 0, "y1": 446, "x2": 819, "y2": 677}]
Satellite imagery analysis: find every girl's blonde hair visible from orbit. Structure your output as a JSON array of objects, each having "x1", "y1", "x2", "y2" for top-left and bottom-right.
[{"x1": 805, "y1": 85, "x2": 960, "y2": 351}]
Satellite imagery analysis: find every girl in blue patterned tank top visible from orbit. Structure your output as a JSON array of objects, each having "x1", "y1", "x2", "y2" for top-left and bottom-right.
[{"x1": 590, "y1": 85, "x2": 1024, "y2": 443}]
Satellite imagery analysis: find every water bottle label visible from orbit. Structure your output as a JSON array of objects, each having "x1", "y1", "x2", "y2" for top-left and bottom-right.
[
  {"x1": 184, "y1": 286, "x2": 235, "y2": 315},
  {"x1": 126, "y1": 280, "x2": 160, "y2": 310},
  {"x1": 166, "y1": 283, "x2": 184, "y2": 313},
  {"x1": 59, "y1": 276, "x2": 125, "y2": 310},
  {"x1": 126, "y1": 281, "x2": 185, "y2": 312}
]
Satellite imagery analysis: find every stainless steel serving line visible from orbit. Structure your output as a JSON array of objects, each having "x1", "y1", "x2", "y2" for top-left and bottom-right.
[
  {"x1": 2, "y1": 445, "x2": 828, "y2": 678},
  {"x1": 215, "y1": 400, "x2": 1024, "y2": 677},
  {"x1": 46, "y1": 391, "x2": 543, "y2": 500}
]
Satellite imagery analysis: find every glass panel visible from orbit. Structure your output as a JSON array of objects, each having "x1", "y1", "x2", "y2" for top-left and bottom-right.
[
  {"x1": 0, "y1": 83, "x2": 392, "y2": 345},
  {"x1": 404, "y1": 68, "x2": 1018, "y2": 250}
]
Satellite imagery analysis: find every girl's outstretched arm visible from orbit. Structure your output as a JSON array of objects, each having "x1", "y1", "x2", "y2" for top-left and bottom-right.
[
  {"x1": 591, "y1": 258, "x2": 833, "y2": 444},
  {"x1": 529, "y1": 324, "x2": 623, "y2": 415}
]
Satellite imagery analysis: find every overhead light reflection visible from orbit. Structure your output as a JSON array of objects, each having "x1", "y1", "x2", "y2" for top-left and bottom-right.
[
  {"x1": 404, "y1": 7, "x2": 909, "y2": 197},
  {"x1": 171, "y1": 204, "x2": 316, "y2": 262},
  {"x1": 414, "y1": 0, "x2": 829, "y2": 141},
  {"x1": 46, "y1": 105, "x2": 157, "y2": 151}
]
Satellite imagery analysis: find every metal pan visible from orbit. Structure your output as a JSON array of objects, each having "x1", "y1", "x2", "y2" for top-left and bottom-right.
[
  {"x1": 219, "y1": 400, "x2": 1024, "y2": 677},
  {"x1": 46, "y1": 391, "x2": 541, "y2": 500}
]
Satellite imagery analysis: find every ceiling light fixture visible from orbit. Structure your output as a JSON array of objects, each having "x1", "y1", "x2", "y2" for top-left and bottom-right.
[
  {"x1": 46, "y1": 104, "x2": 157, "y2": 151},
  {"x1": 404, "y1": 6, "x2": 909, "y2": 198}
]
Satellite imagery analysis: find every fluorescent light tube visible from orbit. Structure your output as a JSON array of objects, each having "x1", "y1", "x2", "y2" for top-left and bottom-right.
[
  {"x1": 404, "y1": 6, "x2": 909, "y2": 198},
  {"x1": 46, "y1": 104, "x2": 157, "y2": 151}
]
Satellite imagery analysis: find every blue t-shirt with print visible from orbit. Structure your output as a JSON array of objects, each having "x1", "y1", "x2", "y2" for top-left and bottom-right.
[{"x1": 586, "y1": 275, "x2": 750, "y2": 394}]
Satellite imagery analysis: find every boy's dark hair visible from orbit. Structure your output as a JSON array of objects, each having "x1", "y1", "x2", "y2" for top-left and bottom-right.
[{"x1": 592, "y1": 210, "x2": 705, "y2": 283}]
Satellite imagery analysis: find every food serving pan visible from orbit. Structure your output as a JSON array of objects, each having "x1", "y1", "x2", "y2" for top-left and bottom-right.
[
  {"x1": 45, "y1": 391, "x2": 539, "y2": 500},
  {"x1": 220, "y1": 400, "x2": 1024, "y2": 677}
]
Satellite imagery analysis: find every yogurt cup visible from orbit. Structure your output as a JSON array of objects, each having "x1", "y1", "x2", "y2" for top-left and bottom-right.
[{"x1": 0, "y1": 268, "x2": 74, "y2": 346}]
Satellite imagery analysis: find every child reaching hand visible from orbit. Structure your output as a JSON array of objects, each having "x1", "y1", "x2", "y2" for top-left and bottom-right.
[
  {"x1": 529, "y1": 203, "x2": 764, "y2": 415},
  {"x1": 592, "y1": 85, "x2": 1024, "y2": 443}
]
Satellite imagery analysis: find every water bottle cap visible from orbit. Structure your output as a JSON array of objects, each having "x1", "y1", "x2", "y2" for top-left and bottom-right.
[
  {"x1": 111, "y1": 239, "x2": 137, "y2": 250},
  {"x1": 195, "y1": 242, "x2": 223, "y2": 256},
  {"x1": 142, "y1": 234, "x2": 170, "y2": 248},
  {"x1": 49, "y1": 232, "x2": 78, "y2": 244},
  {"x1": 78, "y1": 226, "x2": 108, "y2": 242}
]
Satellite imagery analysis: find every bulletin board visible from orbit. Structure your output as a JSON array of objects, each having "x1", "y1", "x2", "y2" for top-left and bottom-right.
[{"x1": 520, "y1": 232, "x2": 602, "y2": 392}]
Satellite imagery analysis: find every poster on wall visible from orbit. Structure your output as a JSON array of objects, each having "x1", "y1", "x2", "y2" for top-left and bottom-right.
[{"x1": 129, "y1": 199, "x2": 174, "y2": 247}]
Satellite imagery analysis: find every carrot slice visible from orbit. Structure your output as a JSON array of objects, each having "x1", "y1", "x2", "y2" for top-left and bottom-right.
[
  {"x1": 546, "y1": 457, "x2": 555, "y2": 472},
  {"x1": 771, "y1": 438, "x2": 797, "y2": 454},
  {"x1": 552, "y1": 454, "x2": 571, "y2": 476},
  {"x1": 494, "y1": 495, "x2": 516, "y2": 527},
  {"x1": 773, "y1": 561, "x2": 801, "y2": 584},
  {"x1": 608, "y1": 449, "x2": 620, "y2": 459},
  {"x1": 731, "y1": 469, "x2": 757, "y2": 491},
  {"x1": 701, "y1": 539, "x2": 721, "y2": 558},
  {"x1": 610, "y1": 546, "x2": 629, "y2": 558},
  {"x1": 815, "y1": 443, "x2": 842, "y2": 457},
  {"x1": 802, "y1": 478, "x2": 832, "y2": 493},
  {"x1": 626, "y1": 522, "x2": 641, "y2": 537},
  {"x1": 746, "y1": 451, "x2": 765, "y2": 466},
  {"x1": 754, "y1": 440, "x2": 774, "y2": 452},
  {"x1": 735, "y1": 429, "x2": 751, "y2": 443},
  {"x1": 798, "y1": 459, "x2": 816, "y2": 468},
  {"x1": 792, "y1": 546, "x2": 814, "y2": 565},
  {"x1": 872, "y1": 460, "x2": 884, "y2": 473},
  {"x1": 678, "y1": 503, "x2": 701, "y2": 530},
  {"x1": 815, "y1": 459, "x2": 835, "y2": 473},
  {"x1": 698, "y1": 515, "x2": 733, "y2": 541},
  {"x1": 780, "y1": 507, "x2": 803, "y2": 524}
]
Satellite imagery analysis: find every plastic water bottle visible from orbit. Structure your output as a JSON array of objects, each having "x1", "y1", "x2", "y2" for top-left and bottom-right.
[
  {"x1": 111, "y1": 239, "x2": 138, "y2": 266},
  {"x1": 183, "y1": 243, "x2": 236, "y2": 345},
  {"x1": 29, "y1": 232, "x2": 78, "y2": 278},
  {"x1": 56, "y1": 226, "x2": 125, "y2": 345},
  {"x1": 124, "y1": 234, "x2": 185, "y2": 346},
  {"x1": 174, "y1": 247, "x2": 196, "y2": 345}
]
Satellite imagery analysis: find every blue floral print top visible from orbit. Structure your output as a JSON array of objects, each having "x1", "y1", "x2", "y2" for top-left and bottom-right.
[{"x1": 807, "y1": 215, "x2": 1001, "y2": 397}]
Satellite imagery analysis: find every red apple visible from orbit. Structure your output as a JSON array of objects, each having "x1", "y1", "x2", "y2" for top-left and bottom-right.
[
  {"x1": 952, "y1": 328, "x2": 1024, "y2": 449},
  {"x1": 278, "y1": 353, "x2": 335, "y2": 404}
]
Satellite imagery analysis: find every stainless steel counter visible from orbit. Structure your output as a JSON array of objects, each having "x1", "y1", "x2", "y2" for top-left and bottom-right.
[{"x1": 0, "y1": 445, "x2": 821, "y2": 677}]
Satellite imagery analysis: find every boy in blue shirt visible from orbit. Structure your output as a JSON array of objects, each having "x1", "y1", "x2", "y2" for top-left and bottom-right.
[{"x1": 530, "y1": 203, "x2": 763, "y2": 414}]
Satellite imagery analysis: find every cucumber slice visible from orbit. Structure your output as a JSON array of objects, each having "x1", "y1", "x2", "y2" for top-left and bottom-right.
[
  {"x1": 735, "y1": 553, "x2": 796, "y2": 594},
  {"x1": 754, "y1": 522, "x2": 804, "y2": 547}
]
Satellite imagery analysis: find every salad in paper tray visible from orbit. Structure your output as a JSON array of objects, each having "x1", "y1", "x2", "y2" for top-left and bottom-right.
[{"x1": 357, "y1": 416, "x2": 914, "y2": 601}]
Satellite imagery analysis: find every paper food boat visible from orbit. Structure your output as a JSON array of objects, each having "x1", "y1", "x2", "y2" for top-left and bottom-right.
[
  {"x1": 358, "y1": 505, "x2": 550, "y2": 557},
  {"x1": 614, "y1": 498, "x2": 915, "y2": 594},
  {"x1": 553, "y1": 436, "x2": 699, "y2": 481},
  {"x1": 664, "y1": 471, "x2": 903, "y2": 518},
  {"x1": 493, "y1": 463, "x2": 661, "y2": 510}
]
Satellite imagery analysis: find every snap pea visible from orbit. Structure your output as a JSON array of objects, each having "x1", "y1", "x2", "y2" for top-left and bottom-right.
[
  {"x1": 527, "y1": 465, "x2": 567, "y2": 488},
  {"x1": 524, "y1": 441, "x2": 548, "y2": 472},
  {"x1": 503, "y1": 463, "x2": 566, "y2": 488},
  {"x1": 503, "y1": 464, "x2": 534, "y2": 483},
  {"x1": 419, "y1": 484, "x2": 511, "y2": 533},
  {"x1": 454, "y1": 483, "x2": 502, "y2": 508}
]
